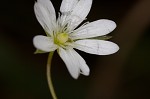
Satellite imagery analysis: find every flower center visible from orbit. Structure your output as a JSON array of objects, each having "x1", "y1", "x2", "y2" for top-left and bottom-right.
[{"x1": 55, "y1": 33, "x2": 69, "y2": 45}]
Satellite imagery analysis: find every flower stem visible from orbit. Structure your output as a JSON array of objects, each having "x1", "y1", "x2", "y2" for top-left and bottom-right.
[{"x1": 46, "y1": 52, "x2": 57, "y2": 99}]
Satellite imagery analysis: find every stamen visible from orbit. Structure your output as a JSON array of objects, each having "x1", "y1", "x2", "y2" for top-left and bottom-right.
[{"x1": 73, "y1": 21, "x2": 91, "y2": 33}]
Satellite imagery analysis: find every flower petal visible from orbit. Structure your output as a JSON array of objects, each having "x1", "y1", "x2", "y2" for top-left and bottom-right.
[
  {"x1": 34, "y1": 0, "x2": 56, "y2": 35},
  {"x1": 33, "y1": 35, "x2": 57, "y2": 52},
  {"x1": 58, "y1": 48, "x2": 89, "y2": 79},
  {"x1": 70, "y1": 19, "x2": 116, "y2": 40},
  {"x1": 74, "y1": 39, "x2": 119, "y2": 55},
  {"x1": 60, "y1": 0, "x2": 78, "y2": 13},
  {"x1": 66, "y1": 0, "x2": 93, "y2": 30}
]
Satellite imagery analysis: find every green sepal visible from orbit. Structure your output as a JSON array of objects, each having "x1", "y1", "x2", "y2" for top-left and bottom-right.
[
  {"x1": 91, "y1": 35, "x2": 112, "y2": 40},
  {"x1": 34, "y1": 49, "x2": 48, "y2": 54}
]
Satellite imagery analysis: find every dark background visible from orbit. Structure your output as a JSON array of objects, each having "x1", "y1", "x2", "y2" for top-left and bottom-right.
[{"x1": 0, "y1": 0, "x2": 150, "y2": 99}]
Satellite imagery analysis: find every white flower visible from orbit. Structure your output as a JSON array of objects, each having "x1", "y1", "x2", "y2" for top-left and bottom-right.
[{"x1": 33, "y1": 0, "x2": 119, "y2": 79}]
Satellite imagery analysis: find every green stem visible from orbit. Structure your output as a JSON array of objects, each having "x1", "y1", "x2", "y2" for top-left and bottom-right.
[{"x1": 46, "y1": 52, "x2": 57, "y2": 99}]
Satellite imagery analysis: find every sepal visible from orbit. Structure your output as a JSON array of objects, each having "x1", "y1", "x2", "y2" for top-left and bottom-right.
[
  {"x1": 91, "y1": 35, "x2": 112, "y2": 40},
  {"x1": 34, "y1": 49, "x2": 48, "y2": 54}
]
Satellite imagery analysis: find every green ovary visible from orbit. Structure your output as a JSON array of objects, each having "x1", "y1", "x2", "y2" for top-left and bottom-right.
[{"x1": 54, "y1": 33, "x2": 69, "y2": 45}]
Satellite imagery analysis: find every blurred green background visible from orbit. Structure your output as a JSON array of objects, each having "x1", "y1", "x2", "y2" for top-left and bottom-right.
[{"x1": 0, "y1": 0, "x2": 150, "y2": 99}]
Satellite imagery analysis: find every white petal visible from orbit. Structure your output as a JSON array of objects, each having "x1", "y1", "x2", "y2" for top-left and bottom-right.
[
  {"x1": 33, "y1": 35, "x2": 57, "y2": 52},
  {"x1": 70, "y1": 19, "x2": 117, "y2": 40},
  {"x1": 58, "y1": 48, "x2": 80, "y2": 79},
  {"x1": 58, "y1": 48, "x2": 89, "y2": 79},
  {"x1": 76, "y1": 54, "x2": 90, "y2": 76},
  {"x1": 34, "y1": 0, "x2": 56, "y2": 35},
  {"x1": 70, "y1": 49, "x2": 90, "y2": 76},
  {"x1": 66, "y1": 0, "x2": 93, "y2": 30},
  {"x1": 74, "y1": 39, "x2": 119, "y2": 55},
  {"x1": 60, "y1": 0, "x2": 78, "y2": 13}
]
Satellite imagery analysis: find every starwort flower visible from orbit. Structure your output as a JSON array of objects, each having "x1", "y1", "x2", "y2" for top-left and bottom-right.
[{"x1": 33, "y1": 0, "x2": 119, "y2": 79}]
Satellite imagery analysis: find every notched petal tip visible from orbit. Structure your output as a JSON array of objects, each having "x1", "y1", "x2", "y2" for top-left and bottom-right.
[
  {"x1": 80, "y1": 67, "x2": 90, "y2": 76},
  {"x1": 58, "y1": 48, "x2": 91, "y2": 79},
  {"x1": 72, "y1": 74, "x2": 80, "y2": 79}
]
